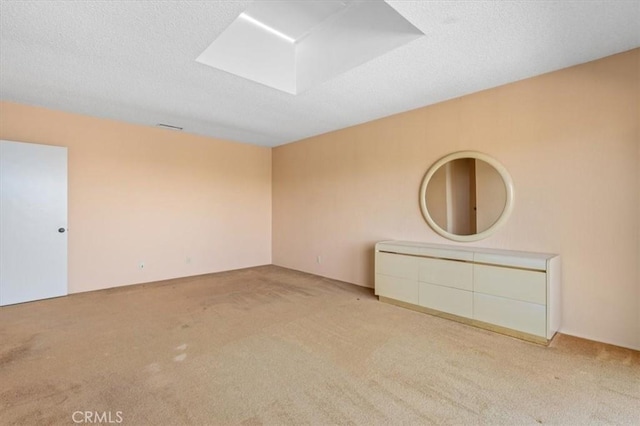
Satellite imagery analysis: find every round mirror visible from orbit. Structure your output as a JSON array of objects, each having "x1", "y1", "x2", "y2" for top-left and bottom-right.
[{"x1": 419, "y1": 151, "x2": 514, "y2": 242}]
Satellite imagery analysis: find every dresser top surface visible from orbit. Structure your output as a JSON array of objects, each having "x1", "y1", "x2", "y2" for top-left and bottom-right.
[{"x1": 376, "y1": 241, "x2": 558, "y2": 263}]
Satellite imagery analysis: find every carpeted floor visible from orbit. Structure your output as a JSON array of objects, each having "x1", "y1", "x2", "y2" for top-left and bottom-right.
[{"x1": 1, "y1": 265, "x2": 638, "y2": 425}]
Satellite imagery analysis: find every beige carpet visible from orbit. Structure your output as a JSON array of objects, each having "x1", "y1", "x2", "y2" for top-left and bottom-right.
[{"x1": 1, "y1": 265, "x2": 638, "y2": 425}]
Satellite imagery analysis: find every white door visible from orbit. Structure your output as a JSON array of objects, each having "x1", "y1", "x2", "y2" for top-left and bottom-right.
[{"x1": 0, "y1": 140, "x2": 68, "y2": 306}]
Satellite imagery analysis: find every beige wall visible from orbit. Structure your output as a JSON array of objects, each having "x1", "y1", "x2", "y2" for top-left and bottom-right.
[
  {"x1": 0, "y1": 102, "x2": 272, "y2": 293},
  {"x1": 273, "y1": 49, "x2": 640, "y2": 350}
]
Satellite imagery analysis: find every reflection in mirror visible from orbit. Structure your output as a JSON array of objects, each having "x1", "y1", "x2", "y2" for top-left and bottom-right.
[
  {"x1": 425, "y1": 158, "x2": 506, "y2": 236},
  {"x1": 420, "y1": 151, "x2": 513, "y2": 241}
]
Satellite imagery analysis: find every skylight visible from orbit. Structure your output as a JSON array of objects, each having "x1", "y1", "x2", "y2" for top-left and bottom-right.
[{"x1": 196, "y1": 0, "x2": 424, "y2": 94}]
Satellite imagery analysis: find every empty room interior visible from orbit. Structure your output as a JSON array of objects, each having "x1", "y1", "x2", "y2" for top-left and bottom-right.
[{"x1": 1, "y1": 1, "x2": 639, "y2": 425}]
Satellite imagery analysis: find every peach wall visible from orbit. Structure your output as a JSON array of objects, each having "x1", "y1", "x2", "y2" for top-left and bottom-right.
[
  {"x1": 273, "y1": 49, "x2": 640, "y2": 350},
  {"x1": 0, "y1": 102, "x2": 272, "y2": 293}
]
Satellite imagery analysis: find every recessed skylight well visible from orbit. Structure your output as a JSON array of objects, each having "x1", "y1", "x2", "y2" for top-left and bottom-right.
[{"x1": 196, "y1": 0, "x2": 424, "y2": 94}]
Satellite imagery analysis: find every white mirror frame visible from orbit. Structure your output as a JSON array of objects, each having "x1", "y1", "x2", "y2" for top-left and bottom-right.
[{"x1": 419, "y1": 150, "x2": 514, "y2": 242}]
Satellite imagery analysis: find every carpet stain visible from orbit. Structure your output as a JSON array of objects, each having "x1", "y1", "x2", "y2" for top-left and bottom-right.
[
  {"x1": 174, "y1": 353, "x2": 187, "y2": 362},
  {"x1": 176, "y1": 343, "x2": 187, "y2": 351},
  {"x1": 145, "y1": 363, "x2": 161, "y2": 373},
  {"x1": 0, "y1": 334, "x2": 38, "y2": 366},
  {"x1": 0, "y1": 383, "x2": 58, "y2": 408},
  {"x1": 0, "y1": 381, "x2": 80, "y2": 411},
  {"x1": 596, "y1": 348, "x2": 610, "y2": 361}
]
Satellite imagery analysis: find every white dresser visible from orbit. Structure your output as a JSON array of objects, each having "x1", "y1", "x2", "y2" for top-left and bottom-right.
[{"x1": 375, "y1": 241, "x2": 561, "y2": 344}]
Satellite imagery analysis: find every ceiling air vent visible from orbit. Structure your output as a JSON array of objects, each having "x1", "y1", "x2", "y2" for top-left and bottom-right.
[{"x1": 156, "y1": 123, "x2": 183, "y2": 131}]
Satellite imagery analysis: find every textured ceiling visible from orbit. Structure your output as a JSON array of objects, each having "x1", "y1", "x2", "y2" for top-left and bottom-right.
[{"x1": 1, "y1": 1, "x2": 639, "y2": 147}]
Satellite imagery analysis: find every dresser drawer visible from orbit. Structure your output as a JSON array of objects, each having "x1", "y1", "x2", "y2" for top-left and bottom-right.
[
  {"x1": 375, "y1": 274, "x2": 419, "y2": 305},
  {"x1": 473, "y1": 264, "x2": 546, "y2": 304},
  {"x1": 419, "y1": 282, "x2": 472, "y2": 318},
  {"x1": 418, "y1": 257, "x2": 472, "y2": 290},
  {"x1": 473, "y1": 293, "x2": 546, "y2": 337},
  {"x1": 375, "y1": 252, "x2": 418, "y2": 280}
]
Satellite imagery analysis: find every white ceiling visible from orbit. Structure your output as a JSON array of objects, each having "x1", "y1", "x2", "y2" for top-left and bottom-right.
[{"x1": 1, "y1": 1, "x2": 639, "y2": 147}]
